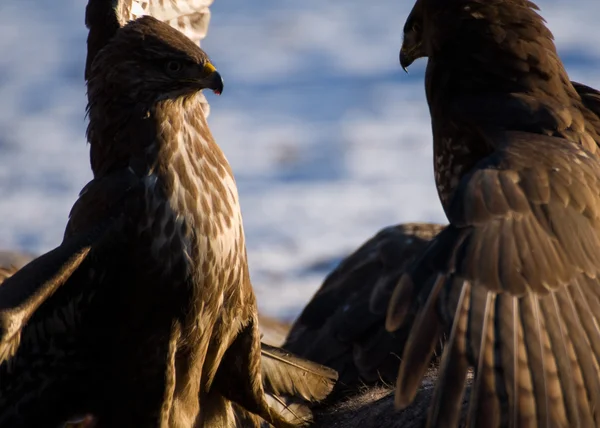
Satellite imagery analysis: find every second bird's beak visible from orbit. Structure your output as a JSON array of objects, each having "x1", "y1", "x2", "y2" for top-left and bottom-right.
[
  {"x1": 203, "y1": 62, "x2": 224, "y2": 95},
  {"x1": 399, "y1": 31, "x2": 424, "y2": 73},
  {"x1": 399, "y1": 47, "x2": 412, "y2": 73},
  {"x1": 399, "y1": 42, "x2": 422, "y2": 73}
]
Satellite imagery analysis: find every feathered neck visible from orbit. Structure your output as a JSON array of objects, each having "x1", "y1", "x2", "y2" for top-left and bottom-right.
[{"x1": 85, "y1": 88, "x2": 221, "y2": 179}]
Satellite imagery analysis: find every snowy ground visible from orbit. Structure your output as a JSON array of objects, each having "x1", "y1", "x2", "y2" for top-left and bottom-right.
[{"x1": 0, "y1": 0, "x2": 599, "y2": 319}]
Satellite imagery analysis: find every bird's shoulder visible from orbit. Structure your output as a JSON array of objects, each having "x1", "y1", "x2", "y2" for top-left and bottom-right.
[{"x1": 65, "y1": 167, "x2": 145, "y2": 239}]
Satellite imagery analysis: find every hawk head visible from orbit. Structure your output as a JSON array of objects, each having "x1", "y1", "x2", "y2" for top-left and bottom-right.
[
  {"x1": 398, "y1": 0, "x2": 460, "y2": 72},
  {"x1": 85, "y1": 15, "x2": 224, "y2": 176},
  {"x1": 87, "y1": 15, "x2": 223, "y2": 106},
  {"x1": 399, "y1": 0, "x2": 425, "y2": 71},
  {"x1": 399, "y1": 0, "x2": 551, "y2": 72}
]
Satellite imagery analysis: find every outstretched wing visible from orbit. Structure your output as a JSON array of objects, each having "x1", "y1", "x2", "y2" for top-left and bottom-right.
[
  {"x1": 284, "y1": 223, "x2": 444, "y2": 395},
  {"x1": 0, "y1": 230, "x2": 104, "y2": 364},
  {"x1": 388, "y1": 132, "x2": 600, "y2": 427},
  {"x1": 0, "y1": 169, "x2": 143, "y2": 424},
  {"x1": 85, "y1": 0, "x2": 214, "y2": 115}
]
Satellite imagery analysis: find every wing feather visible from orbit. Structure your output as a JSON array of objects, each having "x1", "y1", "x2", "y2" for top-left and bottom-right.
[
  {"x1": 389, "y1": 133, "x2": 600, "y2": 427},
  {"x1": 395, "y1": 274, "x2": 445, "y2": 407},
  {"x1": 467, "y1": 292, "x2": 502, "y2": 428},
  {"x1": 261, "y1": 344, "x2": 338, "y2": 403},
  {"x1": 556, "y1": 286, "x2": 600, "y2": 423},
  {"x1": 426, "y1": 281, "x2": 470, "y2": 427},
  {"x1": 0, "y1": 244, "x2": 92, "y2": 364}
]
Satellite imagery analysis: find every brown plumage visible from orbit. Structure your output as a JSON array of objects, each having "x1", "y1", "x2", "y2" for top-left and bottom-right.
[
  {"x1": 0, "y1": 253, "x2": 326, "y2": 426},
  {"x1": 284, "y1": 223, "x2": 445, "y2": 398},
  {"x1": 0, "y1": 15, "x2": 335, "y2": 428},
  {"x1": 388, "y1": 1, "x2": 600, "y2": 427}
]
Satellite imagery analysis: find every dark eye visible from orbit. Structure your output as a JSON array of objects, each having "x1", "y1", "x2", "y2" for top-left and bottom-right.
[{"x1": 166, "y1": 61, "x2": 182, "y2": 73}]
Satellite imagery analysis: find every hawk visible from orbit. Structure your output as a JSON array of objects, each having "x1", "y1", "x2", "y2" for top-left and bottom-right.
[
  {"x1": 387, "y1": 0, "x2": 600, "y2": 426},
  {"x1": 0, "y1": 15, "x2": 335, "y2": 428}
]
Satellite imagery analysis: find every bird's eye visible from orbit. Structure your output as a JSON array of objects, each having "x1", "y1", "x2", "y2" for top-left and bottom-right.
[
  {"x1": 412, "y1": 22, "x2": 421, "y2": 33},
  {"x1": 166, "y1": 61, "x2": 182, "y2": 73}
]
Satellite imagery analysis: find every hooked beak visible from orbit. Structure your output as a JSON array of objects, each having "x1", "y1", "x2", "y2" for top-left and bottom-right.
[
  {"x1": 202, "y1": 62, "x2": 224, "y2": 95},
  {"x1": 399, "y1": 47, "x2": 414, "y2": 73},
  {"x1": 399, "y1": 32, "x2": 424, "y2": 73}
]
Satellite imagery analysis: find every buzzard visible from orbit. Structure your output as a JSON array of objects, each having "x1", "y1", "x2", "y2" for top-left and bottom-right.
[
  {"x1": 388, "y1": 0, "x2": 600, "y2": 426},
  {"x1": 0, "y1": 15, "x2": 335, "y2": 428},
  {"x1": 283, "y1": 223, "x2": 445, "y2": 398}
]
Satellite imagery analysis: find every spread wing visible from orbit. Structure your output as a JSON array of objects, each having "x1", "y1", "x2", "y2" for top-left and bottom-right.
[
  {"x1": 387, "y1": 132, "x2": 600, "y2": 427},
  {"x1": 85, "y1": 0, "x2": 213, "y2": 115},
  {"x1": 284, "y1": 223, "x2": 445, "y2": 395},
  {"x1": 0, "y1": 167, "x2": 138, "y2": 418},
  {"x1": 0, "y1": 231, "x2": 105, "y2": 364}
]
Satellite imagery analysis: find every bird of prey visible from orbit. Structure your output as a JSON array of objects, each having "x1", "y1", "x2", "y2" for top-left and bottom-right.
[
  {"x1": 387, "y1": 0, "x2": 600, "y2": 426},
  {"x1": 284, "y1": 223, "x2": 445, "y2": 398},
  {"x1": 0, "y1": 15, "x2": 335, "y2": 428}
]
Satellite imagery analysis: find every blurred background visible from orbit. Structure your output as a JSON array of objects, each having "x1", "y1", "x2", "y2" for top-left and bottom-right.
[{"x1": 0, "y1": 0, "x2": 599, "y2": 319}]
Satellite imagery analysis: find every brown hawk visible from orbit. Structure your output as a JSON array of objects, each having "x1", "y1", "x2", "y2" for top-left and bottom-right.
[
  {"x1": 387, "y1": 0, "x2": 600, "y2": 427},
  {"x1": 0, "y1": 15, "x2": 335, "y2": 428}
]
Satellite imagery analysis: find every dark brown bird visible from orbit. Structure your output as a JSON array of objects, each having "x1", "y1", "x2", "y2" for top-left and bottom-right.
[
  {"x1": 387, "y1": 0, "x2": 600, "y2": 427},
  {"x1": 284, "y1": 223, "x2": 445, "y2": 398},
  {"x1": 0, "y1": 15, "x2": 335, "y2": 428}
]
